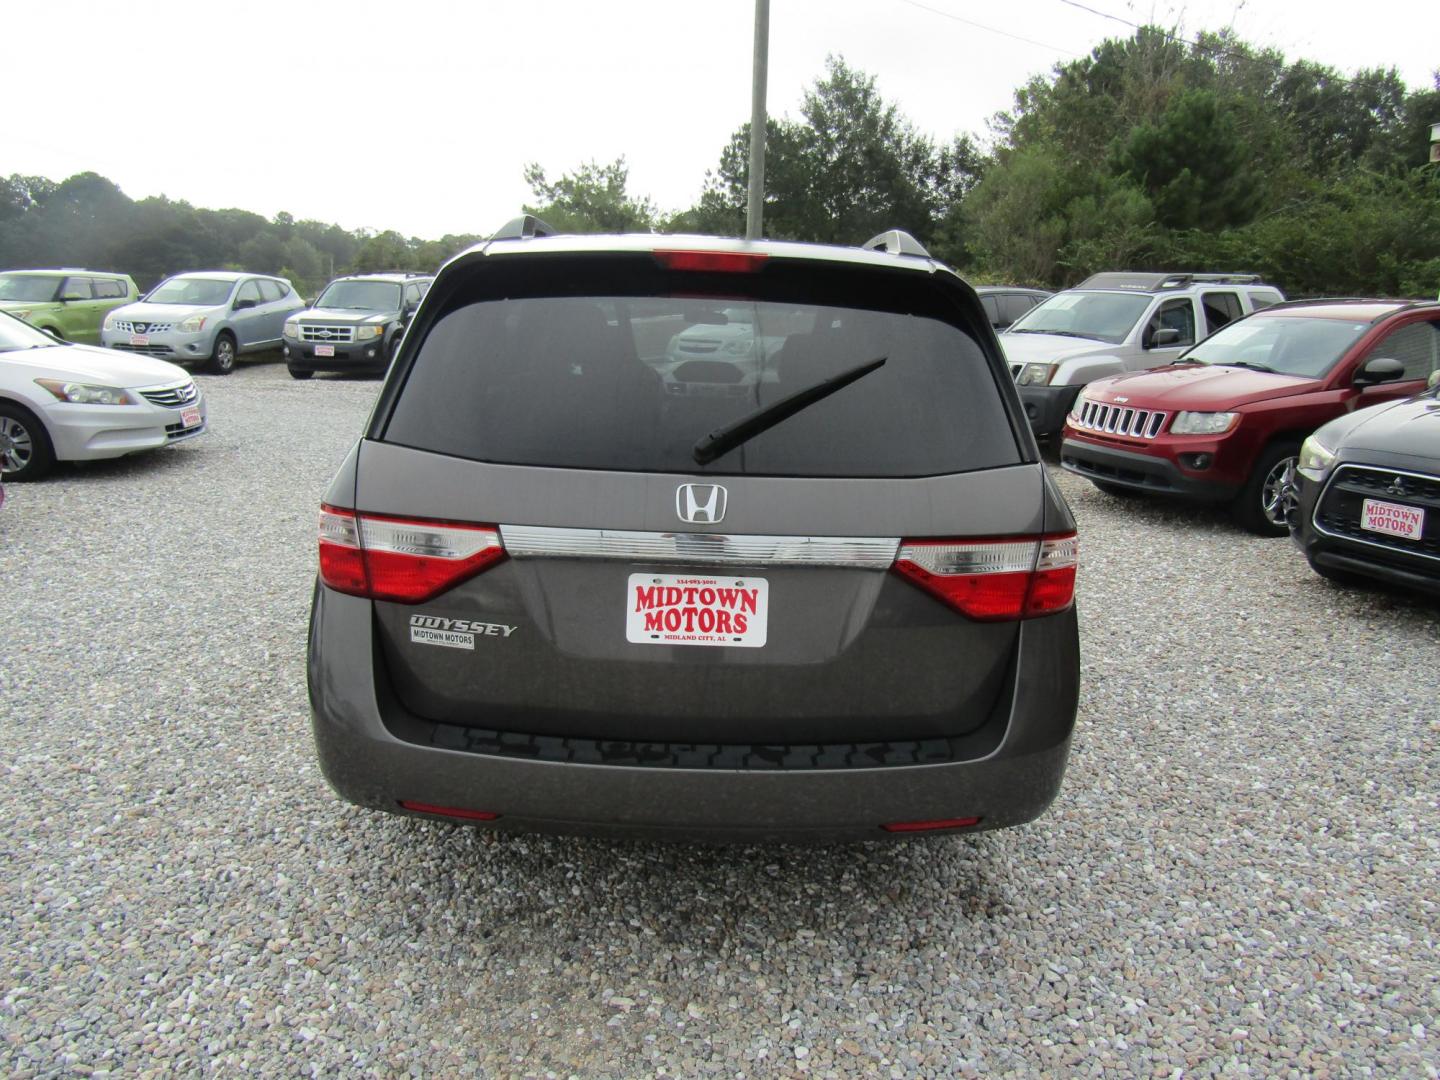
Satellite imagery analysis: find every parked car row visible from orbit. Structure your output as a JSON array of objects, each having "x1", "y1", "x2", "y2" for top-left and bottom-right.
[{"x1": 992, "y1": 273, "x2": 1438, "y2": 593}]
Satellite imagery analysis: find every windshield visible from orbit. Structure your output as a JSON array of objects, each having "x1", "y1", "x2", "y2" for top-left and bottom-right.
[
  {"x1": 1183, "y1": 316, "x2": 1370, "y2": 379},
  {"x1": 145, "y1": 277, "x2": 235, "y2": 306},
  {"x1": 1007, "y1": 291, "x2": 1152, "y2": 344},
  {"x1": 0, "y1": 311, "x2": 65, "y2": 350},
  {"x1": 315, "y1": 280, "x2": 402, "y2": 312},
  {"x1": 384, "y1": 295, "x2": 1020, "y2": 478},
  {"x1": 0, "y1": 275, "x2": 62, "y2": 303}
]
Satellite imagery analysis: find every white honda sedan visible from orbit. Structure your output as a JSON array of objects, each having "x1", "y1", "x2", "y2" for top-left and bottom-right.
[{"x1": 0, "y1": 312, "x2": 206, "y2": 481}]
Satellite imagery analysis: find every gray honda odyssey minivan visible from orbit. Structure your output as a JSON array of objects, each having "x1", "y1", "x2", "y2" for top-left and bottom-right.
[{"x1": 307, "y1": 220, "x2": 1080, "y2": 840}]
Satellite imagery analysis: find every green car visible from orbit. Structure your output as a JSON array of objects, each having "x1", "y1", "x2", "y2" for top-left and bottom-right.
[{"x1": 0, "y1": 269, "x2": 139, "y2": 344}]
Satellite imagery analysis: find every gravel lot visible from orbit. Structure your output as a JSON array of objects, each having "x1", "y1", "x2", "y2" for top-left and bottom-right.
[{"x1": 2, "y1": 360, "x2": 1437, "y2": 1078}]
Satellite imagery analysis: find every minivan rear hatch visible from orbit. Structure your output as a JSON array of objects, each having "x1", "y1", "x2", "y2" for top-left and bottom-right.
[{"x1": 349, "y1": 246, "x2": 1056, "y2": 748}]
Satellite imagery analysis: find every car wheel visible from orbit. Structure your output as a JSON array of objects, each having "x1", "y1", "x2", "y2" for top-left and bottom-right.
[
  {"x1": 42, "y1": 326, "x2": 63, "y2": 340},
  {"x1": 207, "y1": 332, "x2": 238, "y2": 375},
  {"x1": 288, "y1": 366, "x2": 313, "y2": 380},
  {"x1": 1232, "y1": 441, "x2": 1300, "y2": 536},
  {"x1": 0, "y1": 401, "x2": 57, "y2": 482},
  {"x1": 1091, "y1": 480, "x2": 1144, "y2": 498},
  {"x1": 388, "y1": 334, "x2": 404, "y2": 364}
]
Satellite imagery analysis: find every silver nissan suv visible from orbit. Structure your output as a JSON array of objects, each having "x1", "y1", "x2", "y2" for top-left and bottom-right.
[{"x1": 307, "y1": 218, "x2": 1081, "y2": 841}]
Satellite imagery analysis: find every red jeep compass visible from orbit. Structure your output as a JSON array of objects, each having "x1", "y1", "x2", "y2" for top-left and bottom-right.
[{"x1": 1060, "y1": 300, "x2": 1440, "y2": 534}]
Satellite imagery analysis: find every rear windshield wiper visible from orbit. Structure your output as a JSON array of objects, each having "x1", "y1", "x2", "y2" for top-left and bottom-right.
[{"x1": 692, "y1": 356, "x2": 887, "y2": 466}]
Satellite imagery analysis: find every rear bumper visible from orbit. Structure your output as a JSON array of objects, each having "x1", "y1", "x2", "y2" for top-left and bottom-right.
[
  {"x1": 307, "y1": 584, "x2": 1080, "y2": 841},
  {"x1": 1060, "y1": 436, "x2": 1237, "y2": 500}
]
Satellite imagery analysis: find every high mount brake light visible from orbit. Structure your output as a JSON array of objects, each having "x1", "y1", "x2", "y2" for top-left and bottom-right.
[
  {"x1": 892, "y1": 533, "x2": 1078, "y2": 621},
  {"x1": 318, "y1": 505, "x2": 506, "y2": 603},
  {"x1": 654, "y1": 250, "x2": 769, "y2": 273}
]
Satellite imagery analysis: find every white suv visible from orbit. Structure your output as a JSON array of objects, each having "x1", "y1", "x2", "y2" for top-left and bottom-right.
[{"x1": 1000, "y1": 272, "x2": 1284, "y2": 435}]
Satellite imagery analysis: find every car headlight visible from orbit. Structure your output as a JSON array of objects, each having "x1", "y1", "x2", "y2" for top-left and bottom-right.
[
  {"x1": 13, "y1": 309, "x2": 32, "y2": 321},
  {"x1": 1170, "y1": 411, "x2": 1238, "y2": 435},
  {"x1": 35, "y1": 379, "x2": 136, "y2": 405},
  {"x1": 283, "y1": 320, "x2": 300, "y2": 338},
  {"x1": 102, "y1": 314, "x2": 115, "y2": 332},
  {"x1": 1016, "y1": 363, "x2": 1055, "y2": 387},
  {"x1": 355, "y1": 324, "x2": 385, "y2": 341},
  {"x1": 178, "y1": 315, "x2": 207, "y2": 333},
  {"x1": 1297, "y1": 433, "x2": 1336, "y2": 477}
]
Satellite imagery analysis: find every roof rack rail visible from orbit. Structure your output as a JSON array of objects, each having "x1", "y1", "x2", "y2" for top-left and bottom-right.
[
  {"x1": 861, "y1": 229, "x2": 931, "y2": 258},
  {"x1": 1076, "y1": 271, "x2": 1267, "y2": 291},
  {"x1": 490, "y1": 214, "x2": 557, "y2": 242}
]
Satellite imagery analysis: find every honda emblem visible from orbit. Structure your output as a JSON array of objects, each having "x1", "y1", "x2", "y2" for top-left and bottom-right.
[{"x1": 676, "y1": 483, "x2": 727, "y2": 524}]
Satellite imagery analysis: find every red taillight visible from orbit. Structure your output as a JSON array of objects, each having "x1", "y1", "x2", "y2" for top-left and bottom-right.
[
  {"x1": 654, "y1": 250, "x2": 769, "y2": 273},
  {"x1": 882, "y1": 817, "x2": 982, "y2": 833},
  {"x1": 892, "y1": 533, "x2": 1077, "y2": 621},
  {"x1": 399, "y1": 801, "x2": 499, "y2": 821},
  {"x1": 318, "y1": 504, "x2": 506, "y2": 603}
]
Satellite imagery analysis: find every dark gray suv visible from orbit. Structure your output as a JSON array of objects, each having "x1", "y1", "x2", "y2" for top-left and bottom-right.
[{"x1": 307, "y1": 220, "x2": 1081, "y2": 841}]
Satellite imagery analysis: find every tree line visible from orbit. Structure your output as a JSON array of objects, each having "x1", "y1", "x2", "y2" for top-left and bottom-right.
[{"x1": 4, "y1": 26, "x2": 1438, "y2": 299}]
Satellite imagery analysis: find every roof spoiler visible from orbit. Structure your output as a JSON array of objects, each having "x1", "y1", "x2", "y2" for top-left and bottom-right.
[
  {"x1": 490, "y1": 214, "x2": 558, "y2": 242},
  {"x1": 861, "y1": 229, "x2": 931, "y2": 258}
]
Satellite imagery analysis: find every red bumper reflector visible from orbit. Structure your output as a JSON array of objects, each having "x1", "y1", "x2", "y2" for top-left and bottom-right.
[
  {"x1": 655, "y1": 250, "x2": 769, "y2": 273},
  {"x1": 399, "y1": 801, "x2": 499, "y2": 821},
  {"x1": 881, "y1": 816, "x2": 981, "y2": 833}
]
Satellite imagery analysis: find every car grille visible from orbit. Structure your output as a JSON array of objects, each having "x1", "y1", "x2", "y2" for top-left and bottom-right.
[
  {"x1": 110, "y1": 343, "x2": 175, "y2": 358},
  {"x1": 1071, "y1": 399, "x2": 1168, "y2": 439},
  {"x1": 113, "y1": 321, "x2": 173, "y2": 334},
  {"x1": 1314, "y1": 465, "x2": 1440, "y2": 562},
  {"x1": 164, "y1": 419, "x2": 205, "y2": 441},
  {"x1": 138, "y1": 381, "x2": 199, "y2": 408},
  {"x1": 301, "y1": 324, "x2": 355, "y2": 343},
  {"x1": 430, "y1": 722, "x2": 957, "y2": 770}
]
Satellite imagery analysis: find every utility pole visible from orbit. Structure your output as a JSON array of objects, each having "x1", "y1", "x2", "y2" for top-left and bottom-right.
[{"x1": 746, "y1": 0, "x2": 770, "y2": 240}]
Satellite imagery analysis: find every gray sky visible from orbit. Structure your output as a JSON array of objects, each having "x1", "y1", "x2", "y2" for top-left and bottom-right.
[{"x1": 7, "y1": 0, "x2": 1437, "y2": 238}]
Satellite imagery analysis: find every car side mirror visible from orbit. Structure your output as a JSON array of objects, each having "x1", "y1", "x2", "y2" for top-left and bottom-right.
[
  {"x1": 234, "y1": 298, "x2": 257, "y2": 310},
  {"x1": 1147, "y1": 327, "x2": 1181, "y2": 348},
  {"x1": 1353, "y1": 356, "x2": 1405, "y2": 387}
]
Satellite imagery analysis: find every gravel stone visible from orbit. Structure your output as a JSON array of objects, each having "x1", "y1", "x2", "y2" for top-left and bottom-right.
[{"x1": 1, "y1": 362, "x2": 1436, "y2": 1076}]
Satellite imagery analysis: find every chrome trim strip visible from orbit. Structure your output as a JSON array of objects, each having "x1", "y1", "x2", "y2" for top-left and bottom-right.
[
  {"x1": 1311, "y1": 464, "x2": 1440, "y2": 564},
  {"x1": 500, "y1": 525, "x2": 901, "y2": 568}
]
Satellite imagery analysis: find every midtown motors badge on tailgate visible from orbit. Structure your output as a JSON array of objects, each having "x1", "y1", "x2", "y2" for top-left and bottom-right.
[{"x1": 626, "y1": 573, "x2": 768, "y2": 647}]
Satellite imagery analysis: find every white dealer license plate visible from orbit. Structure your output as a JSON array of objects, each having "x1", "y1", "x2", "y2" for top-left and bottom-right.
[
  {"x1": 180, "y1": 406, "x2": 202, "y2": 429},
  {"x1": 626, "y1": 572, "x2": 768, "y2": 648},
  {"x1": 314, "y1": 344, "x2": 335, "y2": 357},
  {"x1": 1361, "y1": 498, "x2": 1424, "y2": 541},
  {"x1": 130, "y1": 335, "x2": 149, "y2": 346}
]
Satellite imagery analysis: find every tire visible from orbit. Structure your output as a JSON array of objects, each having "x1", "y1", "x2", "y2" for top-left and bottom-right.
[
  {"x1": 207, "y1": 332, "x2": 238, "y2": 375},
  {"x1": 1091, "y1": 480, "x2": 1144, "y2": 498},
  {"x1": 287, "y1": 366, "x2": 313, "y2": 380},
  {"x1": 41, "y1": 326, "x2": 63, "y2": 340},
  {"x1": 388, "y1": 334, "x2": 403, "y2": 364},
  {"x1": 1232, "y1": 441, "x2": 1300, "y2": 536},
  {"x1": 0, "y1": 401, "x2": 57, "y2": 482}
]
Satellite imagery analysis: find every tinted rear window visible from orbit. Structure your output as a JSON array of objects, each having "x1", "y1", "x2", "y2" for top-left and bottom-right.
[{"x1": 382, "y1": 267, "x2": 1021, "y2": 478}]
